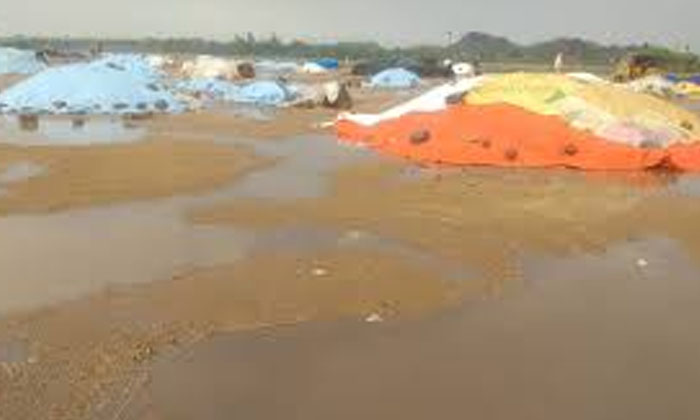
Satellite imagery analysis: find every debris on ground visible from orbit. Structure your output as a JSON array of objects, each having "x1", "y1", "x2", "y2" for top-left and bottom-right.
[
  {"x1": 636, "y1": 258, "x2": 649, "y2": 268},
  {"x1": 365, "y1": 313, "x2": 384, "y2": 323},
  {"x1": 337, "y1": 72, "x2": 700, "y2": 171},
  {"x1": 311, "y1": 267, "x2": 329, "y2": 277}
]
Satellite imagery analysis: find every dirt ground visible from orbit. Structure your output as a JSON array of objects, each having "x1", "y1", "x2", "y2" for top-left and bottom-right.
[{"x1": 1, "y1": 91, "x2": 700, "y2": 419}]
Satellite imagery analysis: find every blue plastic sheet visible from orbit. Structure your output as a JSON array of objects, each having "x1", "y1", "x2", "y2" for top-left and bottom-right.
[
  {"x1": 0, "y1": 48, "x2": 46, "y2": 75},
  {"x1": 370, "y1": 68, "x2": 420, "y2": 89},
  {"x1": 0, "y1": 55, "x2": 185, "y2": 115},
  {"x1": 666, "y1": 73, "x2": 700, "y2": 85},
  {"x1": 176, "y1": 79, "x2": 295, "y2": 106},
  {"x1": 233, "y1": 81, "x2": 294, "y2": 105},
  {"x1": 175, "y1": 78, "x2": 241, "y2": 101},
  {"x1": 315, "y1": 58, "x2": 339, "y2": 70},
  {"x1": 255, "y1": 60, "x2": 300, "y2": 76}
]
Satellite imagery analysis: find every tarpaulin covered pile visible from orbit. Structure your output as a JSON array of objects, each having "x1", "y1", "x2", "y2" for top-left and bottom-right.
[
  {"x1": 315, "y1": 58, "x2": 340, "y2": 70},
  {"x1": 0, "y1": 48, "x2": 46, "y2": 75},
  {"x1": 180, "y1": 55, "x2": 254, "y2": 80},
  {"x1": 336, "y1": 73, "x2": 700, "y2": 171},
  {"x1": 625, "y1": 75, "x2": 676, "y2": 97},
  {"x1": 0, "y1": 54, "x2": 185, "y2": 114},
  {"x1": 175, "y1": 78, "x2": 241, "y2": 101},
  {"x1": 369, "y1": 68, "x2": 421, "y2": 89},
  {"x1": 232, "y1": 81, "x2": 296, "y2": 105},
  {"x1": 255, "y1": 60, "x2": 300, "y2": 76},
  {"x1": 665, "y1": 73, "x2": 700, "y2": 85},
  {"x1": 301, "y1": 62, "x2": 329, "y2": 74},
  {"x1": 628, "y1": 74, "x2": 700, "y2": 98},
  {"x1": 176, "y1": 78, "x2": 297, "y2": 106},
  {"x1": 675, "y1": 81, "x2": 700, "y2": 98}
]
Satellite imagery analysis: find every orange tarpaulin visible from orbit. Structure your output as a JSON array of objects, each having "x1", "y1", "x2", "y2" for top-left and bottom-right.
[{"x1": 336, "y1": 102, "x2": 700, "y2": 171}]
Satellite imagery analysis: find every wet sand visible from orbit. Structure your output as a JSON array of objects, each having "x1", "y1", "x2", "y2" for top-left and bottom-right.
[
  {"x1": 0, "y1": 135, "x2": 371, "y2": 314},
  {"x1": 1, "y1": 97, "x2": 700, "y2": 419},
  {"x1": 0, "y1": 247, "x2": 473, "y2": 420},
  {"x1": 191, "y1": 160, "x2": 700, "y2": 280},
  {"x1": 138, "y1": 238, "x2": 700, "y2": 420},
  {"x1": 0, "y1": 139, "x2": 267, "y2": 215}
]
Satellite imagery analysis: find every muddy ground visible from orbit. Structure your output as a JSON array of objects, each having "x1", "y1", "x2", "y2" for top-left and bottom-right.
[{"x1": 1, "y1": 91, "x2": 700, "y2": 419}]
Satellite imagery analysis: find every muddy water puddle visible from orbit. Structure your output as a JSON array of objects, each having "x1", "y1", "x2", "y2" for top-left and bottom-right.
[
  {"x1": 0, "y1": 338, "x2": 29, "y2": 364},
  {"x1": 0, "y1": 213, "x2": 473, "y2": 315},
  {"x1": 664, "y1": 174, "x2": 700, "y2": 197},
  {"x1": 139, "y1": 238, "x2": 700, "y2": 420},
  {"x1": 2, "y1": 131, "x2": 700, "y2": 316},
  {"x1": 0, "y1": 115, "x2": 145, "y2": 146},
  {"x1": 0, "y1": 161, "x2": 45, "y2": 196},
  {"x1": 225, "y1": 104, "x2": 277, "y2": 121},
  {"x1": 220, "y1": 135, "x2": 373, "y2": 199},
  {"x1": 4, "y1": 128, "x2": 700, "y2": 419},
  {"x1": 0, "y1": 136, "x2": 381, "y2": 314},
  {"x1": 0, "y1": 206, "x2": 254, "y2": 314}
]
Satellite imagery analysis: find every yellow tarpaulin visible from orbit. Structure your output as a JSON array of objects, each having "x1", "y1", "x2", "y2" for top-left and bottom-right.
[{"x1": 466, "y1": 73, "x2": 700, "y2": 146}]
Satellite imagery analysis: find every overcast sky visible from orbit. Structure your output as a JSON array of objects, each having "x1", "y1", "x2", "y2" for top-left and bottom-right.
[{"x1": 0, "y1": 0, "x2": 698, "y2": 50}]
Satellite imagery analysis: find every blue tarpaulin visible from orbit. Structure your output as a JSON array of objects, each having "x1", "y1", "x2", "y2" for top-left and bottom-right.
[
  {"x1": 665, "y1": 73, "x2": 680, "y2": 83},
  {"x1": 176, "y1": 78, "x2": 241, "y2": 101},
  {"x1": 176, "y1": 79, "x2": 296, "y2": 106},
  {"x1": 255, "y1": 60, "x2": 300, "y2": 76},
  {"x1": 369, "y1": 68, "x2": 421, "y2": 89},
  {"x1": 96, "y1": 54, "x2": 164, "y2": 81},
  {"x1": 0, "y1": 55, "x2": 185, "y2": 115},
  {"x1": 666, "y1": 73, "x2": 700, "y2": 85},
  {"x1": 233, "y1": 81, "x2": 294, "y2": 105},
  {"x1": 0, "y1": 48, "x2": 46, "y2": 75},
  {"x1": 315, "y1": 58, "x2": 339, "y2": 70}
]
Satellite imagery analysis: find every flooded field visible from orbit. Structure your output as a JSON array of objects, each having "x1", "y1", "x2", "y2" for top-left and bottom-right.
[
  {"x1": 1, "y1": 103, "x2": 700, "y2": 419},
  {"x1": 0, "y1": 115, "x2": 146, "y2": 146},
  {"x1": 139, "y1": 238, "x2": 700, "y2": 420}
]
